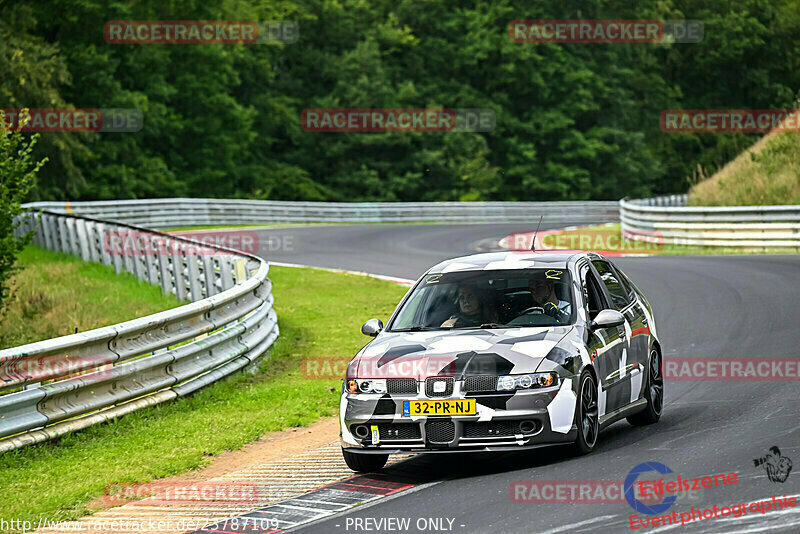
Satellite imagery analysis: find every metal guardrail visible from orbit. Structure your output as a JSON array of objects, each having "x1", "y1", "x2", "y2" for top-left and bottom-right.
[
  {"x1": 621, "y1": 196, "x2": 800, "y2": 248},
  {"x1": 23, "y1": 198, "x2": 621, "y2": 227},
  {"x1": 0, "y1": 210, "x2": 278, "y2": 452}
]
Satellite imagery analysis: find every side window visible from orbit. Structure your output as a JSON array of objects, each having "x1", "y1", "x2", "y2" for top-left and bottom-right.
[
  {"x1": 614, "y1": 266, "x2": 637, "y2": 302},
  {"x1": 580, "y1": 263, "x2": 604, "y2": 319},
  {"x1": 591, "y1": 260, "x2": 632, "y2": 310}
]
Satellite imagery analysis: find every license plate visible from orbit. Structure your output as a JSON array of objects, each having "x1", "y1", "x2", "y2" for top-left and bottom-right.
[{"x1": 402, "y1": 399, "x2": 476, "y2": 416}]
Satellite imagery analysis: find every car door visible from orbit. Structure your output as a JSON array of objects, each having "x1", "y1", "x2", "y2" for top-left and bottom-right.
[
  {"x1": 609, "y1": 261, "x2": 650, "y2": 373},
  {"x1": 579, "y1": 261, "x2": 628, "y2": 416},
  {"x1": 589, "y1": 259, "x2": 638, "y2": 413}
]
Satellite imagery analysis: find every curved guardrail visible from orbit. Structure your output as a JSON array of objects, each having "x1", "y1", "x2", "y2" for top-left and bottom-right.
[
  {"x1": 621, "y1": 196, "x2": 800, "y2": 248},
  {"x1": 23, "y1": 198, "x2": 620, "y2": 227},
  {"x1": 0, "y1": 210, "x2": 278, "y2": 452}
]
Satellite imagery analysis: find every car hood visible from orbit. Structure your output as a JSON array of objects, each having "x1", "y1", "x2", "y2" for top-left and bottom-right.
[{"x1": 352, "y1": 326, "x2": 573, "y2": 380}]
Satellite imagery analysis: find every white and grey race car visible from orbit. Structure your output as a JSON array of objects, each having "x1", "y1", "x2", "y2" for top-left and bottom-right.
[{"x1": 340, "y1": 251, "x2": 663, "y2": 472}]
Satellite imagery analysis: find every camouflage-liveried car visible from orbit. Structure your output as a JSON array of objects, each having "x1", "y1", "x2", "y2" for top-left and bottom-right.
[{"x1": 340, "y1": 251, "x2": 663, "y2": 472}]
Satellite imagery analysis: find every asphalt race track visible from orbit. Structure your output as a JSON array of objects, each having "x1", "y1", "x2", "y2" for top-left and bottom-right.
[{"x1": 252, "y1": 223, "x2": 800, "y2": 534}]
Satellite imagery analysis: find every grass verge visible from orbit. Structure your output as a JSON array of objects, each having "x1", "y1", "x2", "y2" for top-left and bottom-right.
[
  {"x1": 0, "y1": 247, "x2": 183, "y2": 349},
  {"x1": 0, "y1": 264, "x2": 407, "y2": 526},
  {"x1": 688, "y1": 131, "x2": 800, "y2": 206}
]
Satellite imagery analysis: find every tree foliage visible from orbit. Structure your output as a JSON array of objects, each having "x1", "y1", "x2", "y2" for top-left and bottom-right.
[
  {"x1": 0, "y1": 0, "x2": 798, "y2": 203},
  {"x1": 0, "y1": 110, "x2": 48, "y2": 312}
]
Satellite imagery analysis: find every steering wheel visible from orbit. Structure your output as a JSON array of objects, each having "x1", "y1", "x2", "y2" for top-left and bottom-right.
[{"x1": 518, "y1": 306, "x2": 545, "y2": 315}]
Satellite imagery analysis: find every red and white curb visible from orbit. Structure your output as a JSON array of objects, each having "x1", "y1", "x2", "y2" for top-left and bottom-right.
[{"x1": 187, "y1": 472, "x2": 419, "y2": 534}]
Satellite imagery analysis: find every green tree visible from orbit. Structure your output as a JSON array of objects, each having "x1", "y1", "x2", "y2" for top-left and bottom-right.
[{"x1": 0, "y1": 110, "x2": 48, "y2": 313}]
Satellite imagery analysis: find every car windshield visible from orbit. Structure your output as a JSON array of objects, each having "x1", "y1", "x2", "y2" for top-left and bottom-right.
[{"x1": 390, "y1": 269, "x2": 574, "y2": 331}]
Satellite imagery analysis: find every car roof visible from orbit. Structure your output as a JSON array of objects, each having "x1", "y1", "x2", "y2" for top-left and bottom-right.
[{"x1": 427, "y1": 251, "x2": 589, "y2": 274}]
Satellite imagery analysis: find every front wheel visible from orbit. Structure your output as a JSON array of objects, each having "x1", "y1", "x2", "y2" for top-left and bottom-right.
[
  {"x1": 627, "y1": 348, "x2": 663, "y2": 426},
  {"x1": 342, "y1": 449, "x2": 388, "y2": 472},
  {"x1": 571, "y1": 370, "x2": 599, "y2": 455}
]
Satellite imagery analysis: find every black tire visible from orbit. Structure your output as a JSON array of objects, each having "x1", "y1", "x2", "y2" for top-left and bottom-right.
[
  {"x1": 627, "y1": 348, "x2": 664, "y2": 426},
  {"x1": 572, "y1": 370, "x2": 599, "y2": 455},
  {"x1": 342, "y1": 448, "x2": 388, "y2": 472}
]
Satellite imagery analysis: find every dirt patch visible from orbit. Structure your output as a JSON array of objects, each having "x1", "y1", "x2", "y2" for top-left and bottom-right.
[{"x1": 86, "y1": 416, "x2": 339, "y2": 512}]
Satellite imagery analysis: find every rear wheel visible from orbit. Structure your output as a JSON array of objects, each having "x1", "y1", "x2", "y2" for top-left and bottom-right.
[
  {"x1": 342, "y1": 449, "x2": 388, "y2": 472},
  {"x1": 572, "y1": 370, "x2": 599, "y2": 455},
  {"x1": 627, "y1": 348, "x2": 663, "y2": 426}
]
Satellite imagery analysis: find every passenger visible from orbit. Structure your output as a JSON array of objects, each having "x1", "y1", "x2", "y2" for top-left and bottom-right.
[{"x1": 441, "y1": 284, "x2": 498, "y2": 327}]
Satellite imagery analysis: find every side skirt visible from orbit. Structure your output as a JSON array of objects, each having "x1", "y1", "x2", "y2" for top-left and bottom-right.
[{"x1": 599, "y1": 398, "x2": 647, "y2": 430}]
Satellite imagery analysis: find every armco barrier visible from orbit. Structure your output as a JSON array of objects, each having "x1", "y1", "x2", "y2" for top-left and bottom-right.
[
  {"x1": 23, "y1": 198, "x2": 620, "y2": 227},
  {"x1": 621, "y1": 196, "x2": 800, "y2": 248},
  {"x1": 0, "y1": 210, "x2": 278, "y2": 452}
]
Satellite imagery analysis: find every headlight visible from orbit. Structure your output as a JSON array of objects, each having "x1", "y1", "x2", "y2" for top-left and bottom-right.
[
  {"x1": 346, "y1": 379, "x2": 387, "y2": 394},
  {"x1": 496, "y1": 372, "x2": 558, "y2": 391}
]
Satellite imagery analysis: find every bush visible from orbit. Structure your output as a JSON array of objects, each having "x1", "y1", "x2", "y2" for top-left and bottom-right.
[{"x1": 0, "y1": 109, "x2": 47, "y2": 313}]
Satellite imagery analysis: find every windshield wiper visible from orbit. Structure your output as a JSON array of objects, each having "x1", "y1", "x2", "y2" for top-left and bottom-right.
[
  {"x1": 391, "y1": 326, "x2": 437, "y2": 332},
  {"x1": 453, "y1": 323, "x2": 507, "y2": 330}
]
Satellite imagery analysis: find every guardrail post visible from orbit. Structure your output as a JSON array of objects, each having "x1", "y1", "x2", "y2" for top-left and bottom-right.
[
  {"x1": 76, "y1": 219, "x2": 92, "y2": 261},
  {"x1": 172, "y1": 251, "x2": 189, "y2": 301},
  {"x1": 201, "y1": 255, "x2": 217, "y2": 297}
]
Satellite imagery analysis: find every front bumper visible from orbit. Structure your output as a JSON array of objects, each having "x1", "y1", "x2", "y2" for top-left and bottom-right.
[{"x1": 340, "y1": 377, "x2": 579, "y2": 453}]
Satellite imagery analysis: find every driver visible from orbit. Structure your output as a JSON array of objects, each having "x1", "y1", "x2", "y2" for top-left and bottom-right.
[
  {"x1": 527, "y1": 279, "x2": 571, "y2": 322},
  {"x1": 441, "y1": 284, "x2": 497, "y2": 327}
]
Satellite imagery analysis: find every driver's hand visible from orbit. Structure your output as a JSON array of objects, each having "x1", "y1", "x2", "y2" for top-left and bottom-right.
[
  {"x1": 544, "y1": 302, "x2": 567, "y2": 322},
  {"x1": 441, "y1": 318, "x2": 457, "y2": 327}
]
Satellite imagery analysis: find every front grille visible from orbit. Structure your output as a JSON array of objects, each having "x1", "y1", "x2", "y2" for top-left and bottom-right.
[
  {"x1": 463, "y1": 375, "x2": 498, "y2": 392},
  {"x1": 425, "y1": 420, "x2": 455, "y2": 444},
  {"x1": 387, "y1": 378, "x2": 417, "y2": 394},
  {"x1": 425, "y1": 377, "x2": 454, "y2": 397}
]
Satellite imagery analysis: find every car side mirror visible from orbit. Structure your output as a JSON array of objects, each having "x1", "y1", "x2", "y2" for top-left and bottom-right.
[
  {"x1": 361, "y1": 318, "x2": 383, "y2": 337},
  {"x1": 590, "y1": 309, "x2": 625, "y2": 330}
]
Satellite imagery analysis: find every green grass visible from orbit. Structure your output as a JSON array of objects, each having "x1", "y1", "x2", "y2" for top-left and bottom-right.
[
  {"x1": 550, "y1": 224, "x2": 799, "y2": 255},
  {"x1": 689, "y1": 131, "x2": 800, "y2": 206},
  {"x1": 0, "y1": 264, "x2": 407, "y2": 527},
  {"x1": 0, "y1": 247, "x2": 183, "y2": 349}
]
